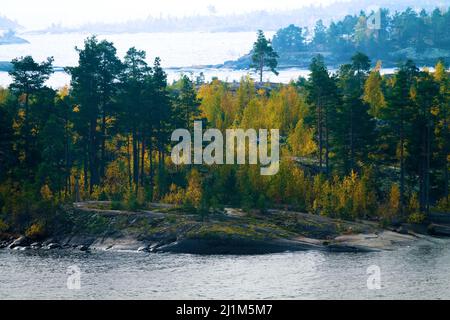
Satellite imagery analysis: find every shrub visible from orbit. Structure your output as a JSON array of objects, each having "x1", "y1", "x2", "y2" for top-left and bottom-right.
[
  {"x1": 185, "y1": 169, "x2": 203, "y2": 208},
  {"x1": 25, "y1": 222, "x2": 46, "y2": 239},
  {"x1": 312, "y1": 170, "x2": 377, "y2": 220},
  {"x1": 435, "y1": 196, "x2": 450, "y2": 213},
  {"x1": 40, "y1": 184, "x2": 53, "y2": 201},
  {"x1": 162, "y1": 184, "x2": 185, "y2": 205},
  {"x1": 256, "y1": 194, "x2": 267, "y2": 213},
  {"x1": 380, "y1": 184, "x2": 400, "y2": 221},
  {"x1": 407, "y1": 212, "x2": 426, "y2": 224},
  {"x1": 102, "y1": 160, "x2": 130, "y2": 200},
  {"x1": 0, "y1": 219, "x2": 9, "y2": 233},
  {"x1": 110, "y1": 201, "x2": 124, "y2": 210},
  {"x1": 407, "y1": 192, "x2": 420, "y2": 215},
  {"x1": 125, "y1": 191, "x2": 140, "y2": 211},
  {"x1": 91, "y1": 185, "x2": 108, "y2": 201}
]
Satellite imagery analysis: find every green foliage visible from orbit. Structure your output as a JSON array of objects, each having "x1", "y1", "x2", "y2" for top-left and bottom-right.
[
  {"x1": 25, "y1": 222, "x2": 46, "y2": 239},
  {"x1": 163, "y1": 184, "x2": 186, "y2": 205},
  {"x1": 0, "y1": 182, "x2": 66, "y2": 235},
  {"x1": 364, "y1": 61, "x2": 386, "y2": 117},
  {"x1": 332, "y1": 53, "x2": 376, "y2": 174},
  {"x1": 408, "y1": 212, "x2": 426, "y2": 224},
  {"x1": 9, "y1": 56, "x2": 54, "y2": 94},
  {"x1": 110, "y1": 201, "x2": 124, "y2": 211},
  {"x1": 407, "y1": 192, "x2": 426, "y2": 223},
  {"x1": 124, "y1": 190, "x2": 142, "y2": 212},
  {"x1": 0, "y1": 219, "x2": 9, "y2": 233},
  {"x1": 184, "y1": 169, "x2": 203, "y2": 209},
  {"x1": 277, "y1": 8, "x2": 450, "y2": 66},
  {"x1": 435, "y1": 197, "x2": 450, "y2": 213},
  {"x1": 172, "y1": 75, "x2": 202, "y2": 130},
  {"x1": 251, "y1": 30, "x2": 279, "y2": 82},
  {"x1": 312, "y1": 171, "x2": 378, "y2": 220},
  {"x1": 272, "y1": 24, "x2": 306, "y2": 53}
]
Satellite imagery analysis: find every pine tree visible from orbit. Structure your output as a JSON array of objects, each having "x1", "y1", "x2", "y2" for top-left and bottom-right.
[
  {"x1": 67, "y1": 36, "x2": 121, "y2": 193},
  {"x1": 149, "y1": 57, "x2": 171, "y2": 196},
  {"x1": 0, "y1": 93, "x2": 15, "y2": 182},
  {"x1": 434, "y1": 61, "x2": 450, "y2": 207},
  {"x1": 411, "y1": 71, "x2": 439, "y2": 213},
  {"x1": 333, "y1": 53, "x2": 375, "y2": 174},
  {"x1": 118, "y1": 47, "x2": 150, "y2": 192},
  {"x1": 383, "y1": 60, "x2": 419, "y2": 216},
  {"x1": 172, "y1": 75, "x2": 201, "y2": 131},
  {"x1": 306, "y1": 55, "x2": 339, "y2": 175},
  {"x1": 8, "y1": 56, "x2": 54, "y2": 166},
  {"x1": 251, "y1": 30, "x2": 279, "y2": 83}
]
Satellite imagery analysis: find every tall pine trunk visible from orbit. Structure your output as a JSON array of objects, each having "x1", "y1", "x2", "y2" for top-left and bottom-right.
[
  {"x1": 350, "y1": 105, "x2": 354, "y2": 173},
  {"x1": 148, "y1": 137, "x2": 154, "y2": 201},
  {"x1": 88, "y1": 117, "x2": 99, "y2": 194},
  {"x1": 400, "y1": 111, "x2": 405, "y2": 216},
  {"x1": 132, "y1": 129, "x2": 139, "y2": 194},
  {"x1": 83, "y1": 145, "x2": 89, "y2": 194},
  {"x1": 23, "y1": 91, "x2": 30, "y2": 165},
  {"x1": 425, "y1": 119, "x2": 431, "y2": 214},
  {"x1": 100, "y1": 110, "x2": 106, "y2": 182},
  {"x1": 259, "y1": 57, "x2": 264, "y2": 83},
  {"x1": 317, "y1": 101, "x2": 323, "y2": 171},
  {"x1": 324, "y1": 109, "x2": 329, "y2": 177},
  {"x1": 443, "y1": 110, "x2": 449, "y2": 208},
  {"x1": 140, "y1": 138, "x2": 146, "y2": 187},
  {"x1": 127, "y1": 134, "x2": 132, "y2": 190}
]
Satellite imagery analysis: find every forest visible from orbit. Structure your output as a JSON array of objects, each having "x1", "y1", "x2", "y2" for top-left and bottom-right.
[
  {"x1": 226, "y1": 7, "x2": 450, "y2": 68},
  {"x1": 0, "y1": 35, "x2": 449, "y2": 239}
]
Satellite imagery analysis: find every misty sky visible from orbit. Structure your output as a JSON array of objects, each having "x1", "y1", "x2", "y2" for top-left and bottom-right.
[{"x1": 0, "y1": 0, "x2": 341, "y2": 30}]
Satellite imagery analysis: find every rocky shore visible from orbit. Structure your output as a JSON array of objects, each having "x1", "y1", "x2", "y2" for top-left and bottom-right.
[{"x1": 0, "y1": 202, "x2": 448, "y2": 255}]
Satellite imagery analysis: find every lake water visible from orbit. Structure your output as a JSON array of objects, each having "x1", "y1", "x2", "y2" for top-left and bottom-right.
[
  {"x1": 0, "y1": 31, "x2": 304, "y2": 87},
  {"x1": 0, "y1": 31, "x2": 400, "y2": 88},
  {"x1": 1, "y1": 237, "x2": 449, "y2": 299}
]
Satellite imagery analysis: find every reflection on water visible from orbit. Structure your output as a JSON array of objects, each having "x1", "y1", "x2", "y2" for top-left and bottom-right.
[{"x1": 1, "y1": 238, "x2": 449, "y2": 299}]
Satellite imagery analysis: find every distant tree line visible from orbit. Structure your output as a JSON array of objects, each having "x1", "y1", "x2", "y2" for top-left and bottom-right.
[{"x1": 269, "y1": 7, "x2": 450, "y2": 66}]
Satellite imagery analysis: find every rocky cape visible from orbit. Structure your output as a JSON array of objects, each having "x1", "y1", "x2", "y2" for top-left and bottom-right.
[{"x1": 1, "y1": 201, "x2": 449, "y2": 255}]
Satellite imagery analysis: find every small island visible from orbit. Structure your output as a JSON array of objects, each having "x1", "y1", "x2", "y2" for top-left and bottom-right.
[
  {"x1": 0, "y1": 30, "x2": 29, "y2": 45},
  {"x1": 0, "y1": 31, "x2": 449, "y2": 256}
]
